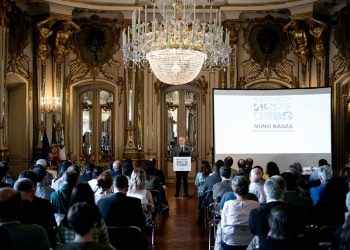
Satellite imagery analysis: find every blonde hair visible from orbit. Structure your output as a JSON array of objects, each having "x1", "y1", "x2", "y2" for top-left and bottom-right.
[{"x1": 129, "y1": 168, "x2": 146, "y2": 193}]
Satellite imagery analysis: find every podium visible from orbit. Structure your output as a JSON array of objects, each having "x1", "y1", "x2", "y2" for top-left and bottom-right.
[{"x1": 173, "y1": 157, "x2": 191, "y2": 171}]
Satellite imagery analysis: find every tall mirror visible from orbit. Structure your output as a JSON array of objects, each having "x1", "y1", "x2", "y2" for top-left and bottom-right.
[
  {"x1": 185, "y1": 91, "x2": 197, "y2": 156},
  {"x1": 166, "y1": 91, "x2": 179, "y2": 156},
  {"x1": 100, "y1": 90, "x2": 113, "y2": 159},
  {"x1": 80, "y1": 91, "x2": 93, "y2": 157}
]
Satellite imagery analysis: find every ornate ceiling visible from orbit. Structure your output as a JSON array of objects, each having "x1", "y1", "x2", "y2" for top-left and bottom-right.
[{"x1": 26, "y1": 0, "x2": 345, "y2": 12}]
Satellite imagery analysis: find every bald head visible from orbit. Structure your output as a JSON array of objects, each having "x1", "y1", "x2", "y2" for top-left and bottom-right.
[
  {"x1": 112, "y1": 160, "x2": 121, "y2": 171},
  {"x1": 0, "y1": 187, "x2": 21, "y2": 220},
  {"x1": 250, "y1": 167, "x2": 263, "y2": 183}
]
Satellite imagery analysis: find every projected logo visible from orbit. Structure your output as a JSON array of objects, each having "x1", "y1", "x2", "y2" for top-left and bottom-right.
[{"x1": 253, "y1": 96, "x2": 294, "y2": 131}]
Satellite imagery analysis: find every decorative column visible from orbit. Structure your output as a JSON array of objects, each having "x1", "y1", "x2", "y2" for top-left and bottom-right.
[
  {"x1": 0, "y1": 0, "x2": 10, "y2": 160},
  {"x1": 124, "y1": 66, "x2": 138, "y2": 160},
  {"x1": 36, "y1": 16, "x2": 55, "y2": 150},
  {"x1": 53, "y1": 19, "x2": 80, "y2": 156}
]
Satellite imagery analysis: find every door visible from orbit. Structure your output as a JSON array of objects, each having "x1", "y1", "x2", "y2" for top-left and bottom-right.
[
  {"x1": 78, "y1": 86, "x2": 114, "y2": 163},
  {"x1": 165, "y1": 87, "x2": 199, "y2": 181}
]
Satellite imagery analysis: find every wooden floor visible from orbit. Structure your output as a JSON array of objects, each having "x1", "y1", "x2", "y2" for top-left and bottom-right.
[{"x1": 153, "y1": 183, "x2": 208, "y2": 250}]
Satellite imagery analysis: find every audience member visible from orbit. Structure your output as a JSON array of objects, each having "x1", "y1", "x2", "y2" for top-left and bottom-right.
[
  {"x1": 58, "y1": 182, "x2": 110, "y2": 246},
  {"x1": 151, "y1": 158, "x2": 168, "y2": 206},
  {"x1": 202, "y1": 160, "x2": 223, "y2": 208},
  {"x1": 33, "y1": 165, "x2": 55, "y2": 200},
  {"x1": 220, "y1": 183, "x2": 259, "y2": 210},
  {"x1": 0, "y1": 161, "x2": 15, "y2": 187},
  {"x1": 127, "y1": 168, "x2": 154, "y2": 226},
  {"x1": 143, "y1": 160, "x2": 169, "y2": 210},
  {"x1": 79, "y1": 163, "x2": 95, "y2": 182},
  {"x1": 259, "y1": 205, "x2": 304, "y2": 250},
  {"x1": 213, "y1": 165, "x2": 232, "y2": 201},
  {"x1": 15, "y1": 175, "x2": 57, "y2": 247},
  {"x1": 245, "y1": 158, "x2": 254, "y2": 176},
  {"x1": 36, "y1": 158, "x2": 54, "y2": 185},
  {"x1": 220, "y1": 176, "x2": 260, "y2": 249},
  {"x1": 249, "y1": 167, "x2": 266, "y2": 203},
  {"x1": 95, "y1": 170, "x2": 114, "y2": 204},
  {"x1": 309, "y1": 159, "x2": 332, "y2": 184},
  {"x1": 309, "y1": 165, "x2": 332, "y2": 205},
  {"x1": 265, "y1": 161, "x2": 280, "y2": 178},
  {"x1": 330, "y1": 191, "x2": 350, "y2": 250},
  {"x1": 195, "y1": 160, "x2": 211, "y2": 224},
  {"x1": 224, "y1": 156, "x2": 236, "y2": 179},
  {"x1": 150, "y1": 158, "x2": 166, "y2": 186},
  {"x1": 288, "y1": 162, "x2": 308, "y2": 195},
  {"x1": 237, "y1": 159, "x2": 247, "y2": 177},
  {"x1": 312, "y1": 175, "x2": 348, "y2": 227},
  {"x1": 0, "y1": 187, "x2": 50, "y2": 250},
  {"x1": 88, "y1": 165, "x2": 104, "y2": 193},
  {"x1": 281, "y1": 172, "x2": 312, "y2": 224},
  {"x1": 52, "y1": 160, "x2": 73, "y2": 191},
  {"x1": 109, "y1": 160, "x2": 122, "y2": 177},
  {"x1": 97, "y1": 175, "x2": 146, "y2": 229},
  {"x1": 0, "y1": 161, "x2": 11, "y2": 188},
  {"x1": 122, "y1": 160, "x2": 134, "y2": 183},
  {"x1": 248, "y1": 175, "x2": 286, "y2": 249},
  {"x1": 51, "y1": 169, "x2": 79, "y2": 214},
  {"x1": 56, "y1": 202, "x2": 113, "y2": 250}
]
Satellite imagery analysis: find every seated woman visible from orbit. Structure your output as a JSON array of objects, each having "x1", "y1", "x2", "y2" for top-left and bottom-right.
[
  {"x1": 195, "y1": 160, "x2": 211, "y2": 224},
  {"x1": 259, "y1": 205, "x2": 304, "y2": 250},
  {"x1": 142, "y1": 160, "x2": 169, "y2": 211},
  {"x1": 127, "y1": 168, "x2": 154, "y2": 226},
  {"x1": 94, "y1": 170, "x2": 114, "y2": 204},
  {"x1": 58, "y1": 182, "x2": 110, "y2": 246},
  {"x1": 220, "y1": 175, "x2": 260, "y2": 250}
]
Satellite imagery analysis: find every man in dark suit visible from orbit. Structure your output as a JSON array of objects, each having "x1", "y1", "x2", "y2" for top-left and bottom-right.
[
  {"x1": 14, "y1": 177, "x2": 57, "y2": 248},
  {"x1": 79, "y1": 162, "x2": 95, "y2": 182},
  {"x1": 97, "y1": 174, "x2": 145, "y2": 230},
  {"x1": 172, "y1": 136, "x2": 192, "y2": 198},
  {"x1": 281, "y1": 172, "x2": 312, "y2": 224},
  {"x1": 248, "y1": 175, "x2": 287, "y2": 249},
  {"x1": 212, "y1": 165, "x2": 232, "y2": 201},
  {"x1": 0, "y1": 187, "x2": 50, "y2": 250}
]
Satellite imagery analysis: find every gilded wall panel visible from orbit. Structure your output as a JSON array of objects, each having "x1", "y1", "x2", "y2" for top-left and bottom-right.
[{"x1": 239, "y1": 15, "x2": 296, "y2": 88}]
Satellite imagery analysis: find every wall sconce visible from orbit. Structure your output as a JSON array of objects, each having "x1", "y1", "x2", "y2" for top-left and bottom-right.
[
  {"x1": 40, "y1": 96, "x2": 61, "y2": 113},
  {"x1": 343, "y1": 95, "x2": 350, "y2": 112}
]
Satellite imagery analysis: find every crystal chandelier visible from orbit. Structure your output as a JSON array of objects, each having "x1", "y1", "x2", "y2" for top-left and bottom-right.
[{"x1": 122, "y1": 0, "x2": 232, "y2": 85}]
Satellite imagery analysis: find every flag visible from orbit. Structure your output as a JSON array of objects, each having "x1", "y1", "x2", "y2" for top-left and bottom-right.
[
  {"x1": 59, "y1": 129, "x2": 67, "y2": 161},
  {"x1": 41, "y1": 129, "x2": 51, "y2": 158},
  {"x1": 51, "y1": 124, "x2": 59, "y2": 163}
]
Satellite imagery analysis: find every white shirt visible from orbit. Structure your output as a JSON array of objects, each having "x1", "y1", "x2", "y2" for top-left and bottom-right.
[
  {"x1": 249, "y1": 182, "x2": 266, "y2": 203},
  {"x1": 220, "y1": 198, "x2": 259, "y2": 246}
]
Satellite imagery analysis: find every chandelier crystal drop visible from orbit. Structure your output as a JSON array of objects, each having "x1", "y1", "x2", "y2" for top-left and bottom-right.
[{"x1": 122, "y1": 0, "x2": 232, "y2": 85}]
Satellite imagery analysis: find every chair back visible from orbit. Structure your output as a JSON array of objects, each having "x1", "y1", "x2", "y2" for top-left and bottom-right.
[{"x1": 107, "y1": 226, "x2": 148, "y2": 250}]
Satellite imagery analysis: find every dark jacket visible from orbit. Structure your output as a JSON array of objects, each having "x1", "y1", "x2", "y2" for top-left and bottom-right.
[{"x1": 97, "y1": 192, "x2": 145, "y2": 230}]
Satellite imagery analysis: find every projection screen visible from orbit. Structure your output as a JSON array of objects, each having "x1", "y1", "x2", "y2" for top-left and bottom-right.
[{"x1": 213, "y1": 88, "x2": 332, "y2": 172}]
